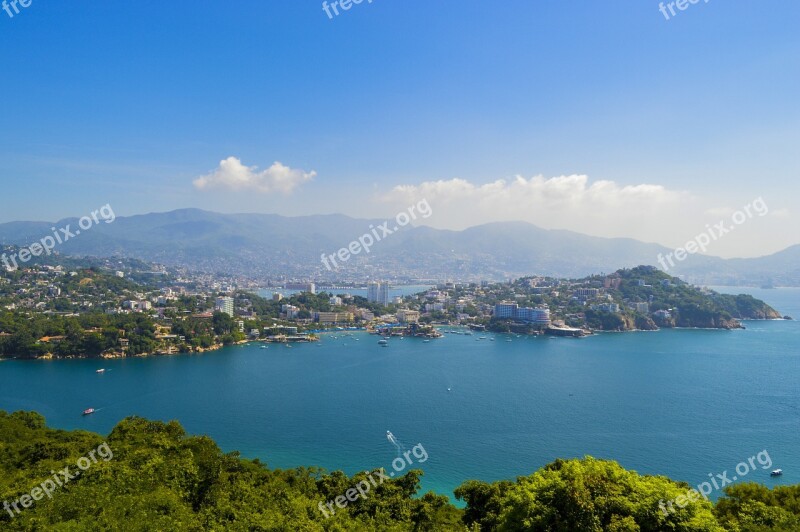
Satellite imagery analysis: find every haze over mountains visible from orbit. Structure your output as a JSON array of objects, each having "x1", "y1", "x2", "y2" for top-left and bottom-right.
[{"x1": 1, "y1": 209, "x2": 798, "y2": 286}]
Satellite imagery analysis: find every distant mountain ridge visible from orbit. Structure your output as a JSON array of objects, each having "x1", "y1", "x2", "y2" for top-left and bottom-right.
[{"x1": 0, "y1": 209, "x2": 797, "y2": 285}]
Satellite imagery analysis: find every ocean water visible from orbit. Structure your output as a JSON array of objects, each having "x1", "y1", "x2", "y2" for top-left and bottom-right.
[{"x1": 1, "y1": 288, "x2": 798, "y2": 503}]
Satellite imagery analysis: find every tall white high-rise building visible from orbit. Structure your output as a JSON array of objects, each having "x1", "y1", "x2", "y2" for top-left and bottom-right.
[
  {"x1": 367, "y1": 281, "x2": 390, "y2": 306},
  {"x1": 215, "y1": 296, "x2": 234, "y2": 317}
]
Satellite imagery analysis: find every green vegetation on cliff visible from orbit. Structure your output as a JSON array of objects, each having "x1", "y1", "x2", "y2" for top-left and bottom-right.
[
  {"x1": 479, "y1": 266, "x2": 782, "y2": 333},
  {"x1": 611, "y1": 267, "x2": 782, "y2": 329},
  {"x1": 1, "y1": 411, "x2": 798, "y2": 531}
]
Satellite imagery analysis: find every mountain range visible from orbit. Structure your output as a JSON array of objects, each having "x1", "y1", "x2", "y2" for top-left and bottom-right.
[{"x1": 1, "y1": 209, "x2": 798, "y2": 285}]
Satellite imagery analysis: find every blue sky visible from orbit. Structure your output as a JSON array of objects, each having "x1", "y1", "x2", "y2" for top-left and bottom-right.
[{"x1": 0, "y1": 1, "x2": 798, "y2": 257}]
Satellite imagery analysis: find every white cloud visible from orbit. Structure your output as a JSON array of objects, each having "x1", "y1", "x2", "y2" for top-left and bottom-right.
[
  {"x1": 390, "y1": 174, "x2": 683, "y2": 208},
  {"x1": 705, "y1": 207, "x2": 735, "y2": 217},
  {"x1": 384, "y1": 174, "x2": 687, "y2": 237},
  {"x1": 378, "y1": 175, "x2": 799, "y2": 257},
  {"x1": 193, "y1": 157, "x2": 316, "y2": 194}
]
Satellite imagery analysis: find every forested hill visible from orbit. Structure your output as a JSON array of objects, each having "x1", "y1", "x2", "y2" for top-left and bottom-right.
[
  {"x1": 1, "y1": 411, "x2": 799, "y2": 530},
  {"x1": 602, "y1": 266, "x2": 784, "y2": 330}
]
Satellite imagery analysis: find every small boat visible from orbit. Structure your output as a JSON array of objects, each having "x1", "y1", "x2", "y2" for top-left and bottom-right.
[
  {"x1": 82, "y1": 408, "x2": 95, "y2": 416},
  {"x1": 771, "y1": 469, "x2": 783, "y2": 477},
  {"x1": 423, "y1": 340, "x2": 430, "y2": 343},
  {"x1": 479, "y1": 336, "x2": 486, "y2": 340},
  {"x1": 378, "y1": 339, "x2": 388, "y2": 346},
  {"x1": 96, "y1": 369, "x2": 106, "y2": 374},
  {"x1": 260, "y1": 345, "x2": 268, "y2": 349}
]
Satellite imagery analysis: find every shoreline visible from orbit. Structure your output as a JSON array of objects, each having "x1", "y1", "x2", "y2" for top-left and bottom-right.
[
  {"x1": 0, "y1": 319, "x2": 792, "y2": 361},
  {"x1": 0, "y1": 339, "x2": 252, "y2": 362}
]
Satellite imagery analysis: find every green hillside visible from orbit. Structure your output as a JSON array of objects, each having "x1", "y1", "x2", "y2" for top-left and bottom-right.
[{"x1": 1, "y1": 412, "x2": 798, "y2": 531}]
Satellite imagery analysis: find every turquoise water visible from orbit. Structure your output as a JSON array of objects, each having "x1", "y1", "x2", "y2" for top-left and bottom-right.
[{"x1": 1, "y1": 288, "x2": 798, "y2": 502}]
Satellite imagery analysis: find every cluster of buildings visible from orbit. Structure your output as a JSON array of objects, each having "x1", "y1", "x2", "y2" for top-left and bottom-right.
[
  {"x1": 123, "y1": 300, "x2": 153, "y2": 312},
  {"x1": 0, "y1": 263, "x2": 182, "y2": 317},
  {"x1": 0, "y1": 265, "x2": 73, "y2": 312},
  {"x1": 493, "y1": 302, "x2": 551, "y2": 326},
  {"x1": 573, "y1": 276, "x2": 675, "y2": 318}
]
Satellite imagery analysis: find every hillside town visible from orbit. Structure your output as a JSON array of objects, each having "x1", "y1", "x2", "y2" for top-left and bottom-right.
[{"x1": 0, "y1": 255, "x2": 781, "y2": 361}]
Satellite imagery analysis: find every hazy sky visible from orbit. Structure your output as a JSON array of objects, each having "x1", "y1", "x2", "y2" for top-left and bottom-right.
[{"x1": 0, "y1": 1, "x2": 797, "y2": 258}]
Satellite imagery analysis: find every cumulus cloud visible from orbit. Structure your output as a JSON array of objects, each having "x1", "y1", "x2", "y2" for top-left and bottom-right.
[
  {"x1": 705, "y1": 207, "x2": 736, "y2": 217},
  {"x1": 390, "y1": 175, "x2": 682, "y2": 207},
  {"x1": 389, "y1": 173, "x2": 682, "y2": 217},
  {"x1": 377, "y1": 175, "x2": 795, "y2": 257},
  {"x1": 380, "y1": 174, "x2": 693, "y2": 243},
  {"x1": 771, "y1": 208, "x2": 791, "y2": 219},
  {"x1": 193, "y1": 157, "x2": 316, "y2": 194}
]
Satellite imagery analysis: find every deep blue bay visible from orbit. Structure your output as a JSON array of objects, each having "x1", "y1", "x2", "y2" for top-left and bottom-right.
[{"x1": 1, "y1": 288, "x2": 798, "y2": 502}]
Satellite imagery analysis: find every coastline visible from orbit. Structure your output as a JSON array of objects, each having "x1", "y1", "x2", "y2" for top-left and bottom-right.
[
  {"x1": 1, "y1": 317, "x2": 791, "y2": 361},
  {"x1": 0, "y1": 339, "x2": 249, "y2": 362}
]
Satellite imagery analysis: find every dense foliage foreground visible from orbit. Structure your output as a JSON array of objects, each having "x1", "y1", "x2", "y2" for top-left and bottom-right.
[{"x1": 1, "y1": 411, "x2": 798, "y2": 531}]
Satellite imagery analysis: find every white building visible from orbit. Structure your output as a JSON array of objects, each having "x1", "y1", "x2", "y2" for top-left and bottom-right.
[
  {"x1": 367, "y1": 281, "x2": 390, "y2": 306},
  {"x1": 515, "y1": 307, "x2": 551, "y2": 325},
  {"x1": 397, "y1": 309, "x2": 420, "y2": 324},
  {"x1": 215, "y1": 296, "x2": 235, "y2": 317},
  {"x1": 573, "y1": 288, "x2": 600, "y2": 299},
  {"x1": 281, "y1": 304, "x2": 300, "y2": 319},
  {"x1": 592, "y1": 303, "x2": 621, "y2": 313}
]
